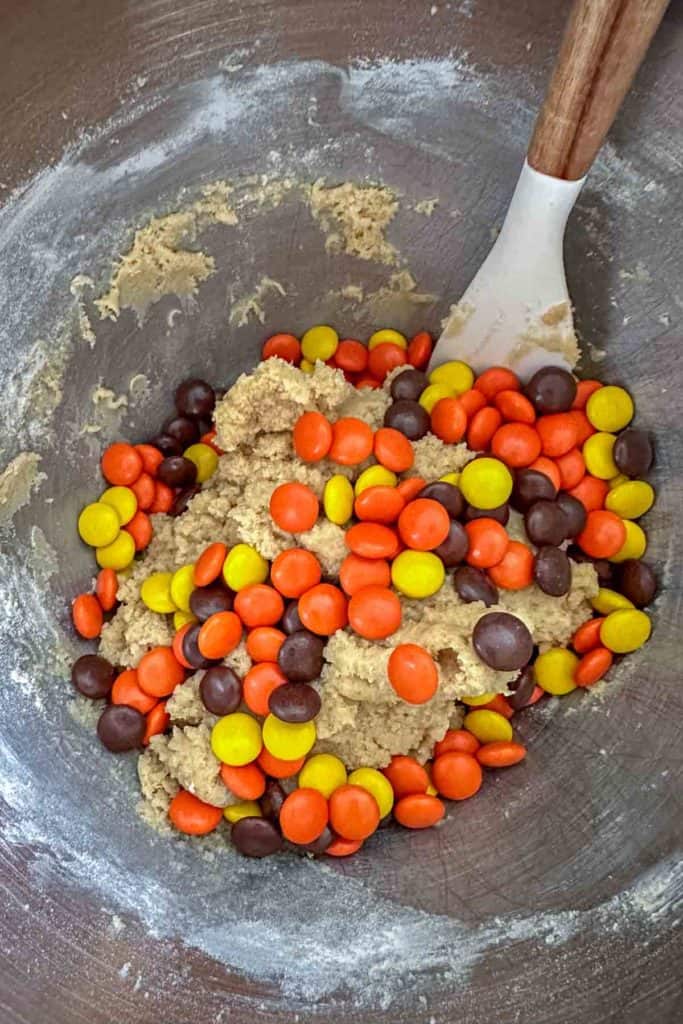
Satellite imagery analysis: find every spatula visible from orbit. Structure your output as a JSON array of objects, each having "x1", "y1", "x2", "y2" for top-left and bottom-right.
[{"x1": 430, "y1": 0, "x2": 670, "y2": 381}]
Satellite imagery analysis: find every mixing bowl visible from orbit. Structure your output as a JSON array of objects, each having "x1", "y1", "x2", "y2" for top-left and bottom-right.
[{"x1": 1, "y1": 1, "x2": 681, "y2": 1021}]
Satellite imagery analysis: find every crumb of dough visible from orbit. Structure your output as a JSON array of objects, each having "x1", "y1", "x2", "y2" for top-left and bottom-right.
[
  {"x1": 0, "y1": 451, "x2": 45, "y2": 525},
  {"x1": 512, "y1": 300, "x2": 580, "y2": 368},
  {"x1": 414, "y1": 198, "x2": 439, "y2": 216},
  {"x1": 309, "y1": 180, "x2": 399, "y2": 264},
  {"x1": 409, "y1": 435, "x2": 473, "y2": 481},
  {"x1": 229, "y1": 276, "x2": 287, "y2": 327},
  {"x1": 149, "y1": 723, "x2": 234, "y2": 808},
  {"x1": 137, "y1": 746, "x2": 180, "y2": 833}
]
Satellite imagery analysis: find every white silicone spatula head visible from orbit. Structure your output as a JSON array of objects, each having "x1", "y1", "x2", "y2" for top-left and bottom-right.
[{"x1": 430, "y1": 0, "x2": 670, "y2": 381}]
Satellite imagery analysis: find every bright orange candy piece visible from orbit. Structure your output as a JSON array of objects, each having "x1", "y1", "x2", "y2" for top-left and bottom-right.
[
  {"x1": 348, "y1": 585, "x2": 402, "y2": 640},
  {"x1": 572, "y1": 379, "x2": 602, "y2": 410},
  {"x1": 234, "y1": 584, "x2": 284, "y2": 628},
  {"x1": 334, "y1": 339, "x2": 369, "y2": 374},
  {"x1": 257, "y1": 748, "x2": 305, "y2": 778},
  {"x1": 407, "y1": 330, "x2": 433, "y2": 369},
  {"x1": 398, "y1": 498, "x2": 450, "y2": 551},
  {"x1": 490, "y1": 423, "x2": 541, "y2": 467},
  {"x1": 168, "y1": 790, "x2": 223, "y2": 835},
  {"x1": 555, "y1": 447, "x2": 585, "y2": 490},
  {"x1": 298, "y1": 583, "x2": 348, "y2": 635},
  {"x1": 246, "y1": 626, "x2": 286, "y2": 663},
  {"x1": 488, "y1": 540, "x2": 534, "y2": 590},
  {"x1": 220, "y1": 762, "x2": 267, "y2": 800},
  {"x1": 345, "y1": 522, "x2": 401, "y2": 560},
  {"x1": 432, "y1": 751, "x2": 483, "y2": 800},
  {"x1": 243, "y1": 662, "x2": 288, "y2": 716},
  {"x1": 95, "y1": 568, "x2": 118, "y2": 611},
  {"x1": 135, "y1": 443, "x2": 164, "y2": 476},
  {"x1": 528, "y1": 456, "x2": 562, "y2": 492},
  {"x1": 434, "y1": 728, "x2": 480, "y2": 758},
  {"x1": 368, "y1": 342, "x2": 407, "y2": 380},
  {"x1": 262, "y1": 332, "x2": 301, "y2": 364},
  {"x1": 475, "y1": 693, "x2": 514, "y2": 720},
  {"x1": 430, "y1": 397, "x2": 467, "y2": 443},
  {"x1": 396, "y1": 476, "x2": 427, "y2": 503},
  {"x1": 382, "y1": 755, "x2": 430, "y2": 798},
  {"x1": 387, "y1": 644, "x2": 439, "y2": 704},
  {"x1": 200, "y1": 429, "x2": 224, "y2": 456},
  {"x1": 467, "y1": 406, "x2": 502, "y2": 451},
  {"x1": 536, "y1": 413, "x2": 578, "y2": 457},
  {"x1": 271, "y1": 548, "x2": 322, "y2": 598},
  {"x1": 474, "y1": 366, "x2": 520, "y2": 399},
  {"x1": 568, "y1": 474, "x2": 609, "y2": 512},
  {"x1": 150, "y1": 481, "x2": 175, "y2": 514},
  {"x1": 280, "y1": 788, "x2": 330, "y2": 845},
  {"x1": 355, "y1": 375, "x2": 381, "y2": 390},
  {"x1": 567, "y1": 409, "x2": 596, "y2": 446},
  {"x1": 328, "y1": 417, "x2": 374, "y2": 465},
  {"x1": 494, "y1": 389, "x2": 536, "y2": 424},
  {"x1": 197, "y1": 611, "x2": 243, "y2": 660},
  {"x1": 458, "y1": 388, "x2": 487, "y2": 419},
  {"x1": 354, "y1": 486, "x2": 405, "y2": 524},
  {"x1": 125, "y1": 510, "x2": 153, "y2": 551},
  {"x1": 269, "y1": 482, "x2": 319, "y2": 533},
  {"x1": 131, "y1": 471, "x2": 156, "y2": 511},
  {"x1": 143, "y1": 701, "x2": 169, "y2": 745},
  {"x1": 72, "y1": 594, "x2": 103, "y2": 639},
  {"x1": 394, "y1": 793, "x2": 445, "y2": 829},
  {"x1": 326, "y1": 836, "x2": 364, "y2": 857},
  {"x1": 111, "y1": 668, "x2": 157, "y2": 714},
  {"x1": 574, "y1": 646, "x2": 613, "y2": 686},
  {"x1": 293, "y1": 411, "x2": 333, "y2": 462},
  {"x1": 577, "y1": 509, "x2": 627, "y2": 558},
  {"x1": 571, "y1": 616, "x2": 606, "y2": 654},
  {"x1": 194, "y1": 542, "x2": 228, "y2": 586},
  {"x1": 101, "y1": 442, "x2": 143, "y2": 486},
  {"x1": 137, "y1": 646, "x2": 186, "y2": 697},
  {"x1": 476, "y1": 741, "x2": 527, "y2": 768},
  {"x1": 329, "y1": 784, "x2": 380, "y2": 840},
  {"x1": 373, "y1": 427, "x2": 415, "y2": 473},
  {"x1": 339, "y1": 554, "x2": 391, "y2": 596},
  {"x1": 464, "y1": 518, "x2": 509, "y2": 568}
]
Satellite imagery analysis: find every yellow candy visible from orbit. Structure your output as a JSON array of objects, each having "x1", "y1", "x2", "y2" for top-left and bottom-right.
[
  {"x1": 605, "y1": 480, "x2": 654, "y2": 520},
  {"x1": 211, "y1": 712, "x2": 262, "y2": 766},
  {"x1": 461, "y1": 692, "x2": 496, "y2": 706},
  {"x1": 583, "y1": 433, "x2": 618, "y2": 480},
  {"x1": 173, "y1": 609, "x2": 198, "y2": 630},
  {"x1": 299, "y1": 753, "x2": 347, "y2": 798},
  {"x1": 426, "y1": 783, "x2": 438, "y2": 797},
  {"x1": 301, "y1": 324, "x2": 339, "y2": 362},
  {"x1": 78, "y1": 501, "x2": 120, "y2": 547},
  {"x1": 419, "y1": 382, "x2": 452, "y2": 413},
  {"x1": 609, "y1": 520, "x2": 647, "y2": 563},
  {"x1": 591, "y1": 587, "x2": 634, "y2": 614},
  {"x1": 96, "y1": 530, "x2": 136, "y2": 571},
  {"x1": 463, "y1": 709, "x2": 513, "y2": 743},
  {"x1": 224, "y1": 801, "x2": 262, "y2": 823},
  {"x1": 262, "y1": 715, "x2": 316, "y2": 760},
  {"x1": 534, "y1": 648, "x2": 578, "y2": 695},
  {"x1": 428, "y1": 360, "x2": 474, "y2": 396},
  {"x1": 440, "y1": 472, "x2": 461, "y2": 486},
  {"x1": 391, "y1": 550, "x2": 445, "y2": 599},
  {"x1": 608, "y1": 473, "x2": 630, "y2": 490},
  {"x1": 140, "y1": 572, "x2": 176, "y2": 613},
  {"x1": 348, "y1": 767, "x2": 394, "y2": 818},
  {"x1": 223, "y1": 543, "x2": 269, "y2": 591},
  {"x1": 600, "y1": 609, "x2": 651, "y2": 653},
  {"x1": 586, "y1": 385, "x2": 634, "y2": 432},
  {"x1": 459, "y1": 457, "x2": 513, "y2": 509},
  {"x1": 323, "y1": 474, "x2": 354, "y2": 525},
  {"x1": 354, "y1": 465, "x2": 397, "y2": 496},
  {"x1": 184, "y1": 442, "x2": 218, "y2": 483},
  {"x1": 300, "y1": 359, "x2": 315, "y2": 374},
  {"x1": 99, "y1": 486, "x2": 137, "y2": 526},
  {"x1": 368, "y1": 328, "x2": 407, "y2": 351},
  {"x1": 170, "y1": 564, "x2": 196, "y2": 613}
]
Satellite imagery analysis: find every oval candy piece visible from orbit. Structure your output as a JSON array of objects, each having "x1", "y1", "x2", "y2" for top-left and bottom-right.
[
  {"x1": 190, "y1": 583, "x2": 234, "y2": 621},
  {"x1": 613, "y1": 428, "x2": 653, "y2": 477},
  {"x1": 231, "y1": 816, "x2": 283, "y2": 857},
  {"x1": 524, "y1": 500, "x2": 567, "y2": 546},
  {"x1": 534, "y1": 545, "x2": 571, "y2": 596},
  {"x1": 277, "y1": 630, "x2": 325, "y2": 682},
  {"x1": 453, "y1": 566, "x2": 499, "y2": 606},
  {"x1": 390, "y1": 368, "x2": 429, "y2": 402},
  {"x1": 417, "y1": 481, "x2": 464, "y2": 519},
  {"x1": 200, "y1": 666, "x2": 242, "y2": 716},
  {"x1": 525, "y1": 366, "x2": 577, "y2": 413},
  {"x1": 619, "y1": 559, "x2": 656, "y2": 607},
  {"x1": 268, "y1": 682, "x2": 321, "y2": 723},
  {"x1": 97, "y1": 705, "x2": 146, "y2": 752},
  {"x1": 71, "y1": 654, "x2": 116, "y2": 700},
  {"x1": 383, "y1": 399, "x2": 430, "y2": 441},
  {"x1": 472, "y1": 612, "x2": 533, "y2": 670}
]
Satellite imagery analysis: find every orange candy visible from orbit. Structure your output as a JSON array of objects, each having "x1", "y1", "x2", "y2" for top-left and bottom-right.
[
  {"x1": 528, "y1": 456, "x2": 562, "y2": 492},
  {"x1": 328, "y1": 417, "x2": 374, "y2": 465},
  {"x1": 257, "y1": 748, "x2": 305, "y2": 778},
  {"x1": 407, "y1": 330, "x2": 433, "y2": 369},
  {"x1": 135, "y1": 443, "x2": 164, "y2": 476},
  {"x1": 326, "y1": 836, "x2": 364, "y2": 857},
  {"x1": 368, "y1": 342, "x2": 407, "y2": 380},
  {"x1": 574, "y1": 646, "x2": 613, "y2": 686},
  {"x1": 130, "y1": 472, "x2": 156, "y2": 510},
  {"x1": 488, "y1": 540, "x2": 534, "y2": 590},
  {"x1": 101, "y1": 442, "x2": 143, "y2": 486},
  {"x1": 269, "y1": 482, "x2": 319, "y2": 533},
  {"x1": 354, "y1": 486, "x2": 405, "y2": 524},
  {"x1": 137, "y1": 646, "x2": 186, "y2": 697},
  {"x1": 172, "y1": 623, "x2": 194, "y2": 670},
  {"x1": 220, "y1": 762, "x2": 267, "y2": 800},
  {"x1": 246, "y1": 626, "x2": 286, "y2": 663},
  {"x1": 458, "y1": 388, "x2": 487, "y2": 419},
  {"x1": 474, "y1": 366, "x2": 520, "y2": 399},
  {"x1": 168, "y1": 790, "x2": 223, "y2": 835},
  {"x1": 398, "y1": 498, "x2": 450, "y2": 551},
  {"x1": 394, "y1": 793, "x2": 445, "y2": 829},
  {"x1": 567, "y1": 409, "x2": 596, "y2": 446},
  {"x1": 571, "y1": 616, "x2": 605, "y2": 654},
  {"x1": 476, "y1": 741, "x2": 527, "y2": 768},
  {"x1": 572, "y1": 379, "x2": 602, "y2": 410},
  {"x1": 345, "y1": 522, "x2": 401, "y2": 560},
  {"x1": 293, "y1": 411, "x2": 333, "y2": 462},
  {"x1": 271, "y1": 548, "x2": 322, "y2": 598},
  {"x1": 355, "y1": 375, "x2": 380, "y2": 390},
  {"x1": 200, "y1": 430, "x2": 224, "y2": 455},
  {"x1": 387, "y1": 644, "x2": 439, "y2": 704},
  {"x1": 194, "y1": 542, "x2": 228, "y2": 586},
  {"x1": 111, "y1": 668, "x2": 157, "y2": 714},
  {"x1": 329, "y1": 784, "x2": 380, "y2": 841},
  {"x1": 71, "y1": 594, "x2": 103, "y2": 639},
  {"x1": 149, "y1": 481, "x2": 174, "y2": 515},
  {"x1": 434, "y1": 728, "x2": 480, "y2": 758},
  {"x1": 95, "y1": 567, "x2": 118, "y2": 611},
  {"x1": 280, "y1": 788, "x2": 329, "y2": 845},
  {"x1": 576, "y1": 510, "x2": 627, "y2": 558},
  {"x1": 476, "y1": 693, "x2": 514, "y2": 720},
  {"x1": 430, "y1": 397, "x2": 467, "y2": 443},
  {"x1": 197, "y1": 611, "x2": 243, "y2": 660},
  {"x1": 124, "y1": 510, "x2": 153, "y2": 551},
  {"x1": 348, "y1": 585, "x2": 402, "y2": 640},
  {"x1": 339, "y1": 554, "x2": 392, "y2": 596},
  {"x1": 490, "y1": 423, "x2": 541, "y2": 468},
  {"x1": 494, "y1": 389, "x2": 536, "y2": 424},
  {"x1": 382, "y1": 755, "x2": 430, "y2": 798},
  {"x1": 555, "y1": 447, "x2": 586, "y2": 490},
  {"x1": 432, "y1": 751, "x2": 483, "y2": 800},
  {"x1": 536, "y1": 413, "x2": 578, "y2": 457},
  {"x1": 467, "y1": 406, "x2": 502, "y2": 451},
  {"x1": 568, "y1": 474, "x2": 609, "y2": 512},
  {"x1": 396, "y1": 476, "x2": 427, "y2": 503},
  {"x1": 464, "y1": 518, "x2": 509, "y2": 568},
  {"x1": 298, "y1": 583, "x2": 348, "y2": 635},
  {"x1": 243, "y1": 662, "x2": 288, "y2": 716},
  {"x1": 334, "y1": 339, "x2": 369, "y2": 374},
  {"x1": 373, "y1": 427, "x2": 415, "y2": 473},
  {"x1": 143, "y1": 701, "x2": 169, "y2": 745},
  {"x1": 262, "y1": 332, "x2": 301, "y2": 364},
  {"x1": 234, "y1": 584, "x2": 285, "y2": 628}
]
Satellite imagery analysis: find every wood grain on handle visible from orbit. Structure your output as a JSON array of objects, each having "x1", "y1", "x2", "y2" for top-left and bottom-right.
[{"x1": 528, "y1": 0, "x2": 670, "y2": 180}]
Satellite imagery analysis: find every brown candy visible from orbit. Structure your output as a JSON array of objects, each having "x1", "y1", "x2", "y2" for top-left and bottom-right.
[
  {"x1": 390, "y1": 368, "x2": 429, "y2": 402},
  {"x1": 200, "y1": 667, "x2": 242, "y2": 715},
  {"x1": 613, "y1": 428, "x2": 653, "y2": 477},
  {"x1": 182, "y1": 624, "x2": 216, "y2": 670},
  {"x1": 525, "y1": 366, "x2": 576, "y2": 414},
  {"x1": 418, "y1": 482, "x2": 464, "y2": 519},
  {"x1": 268, "y1": 683, "x2": 321, "y2": 723},
  {"x1": 175, "y1": 378, "x2": 216, "y2": 419},
  {"x1": 170, "y1": 486, "x2": 201, "y2": 517},
  {"x1": 383, "y1": 399, "x2": 431, "y2": 441},
  {"x1": 619, "y1": 559, "x2": 656, "y2": 607},
  {"x1": 472, "y1": 612, "x2": 533, "y2": 670},
  {"x1": 157, "y1": 456, "x2": 198, "y2": 489},
  {"x1": 277, "y1": 629, "x2": 325, "y2": 681},
  {"x1": 511, "y1": 469, "x2": 557, "y2": 511},
  {"x1": 71, "y1": 655, "x2": 116, "y2": 700},
  {"x1": 534, "y1": 545, "x2": 571, "y2": 596},
  {"x1": 453, "y1": 566, "x2": 498, "y2": 606},
  {"x1": 281, "y1": 600, "x2": 305, "y2": 634},
  {"x1": 190, "y1": 583, "x2": 234, "y2": 621},
  {"x1": 434, "y1": 520, "x2": 469, "y2": 567},
  {"x1": 524, "y1": 500, "x2": 567, "y2": 546},
  {"x1": 150, "y1": 433, "x2": 183, "y2": 457},
  {"x1": 556, "y1": 492, "x2": 586, "y2": 538},
  {"x1": 230, "y1": 816, "x2": 283, "y2": 857},
  {"x1": 464, "y1": 503, "x2": 510, "y2": 526},
  {"x1": 261, "y1": 780, "x2": 286, "y2": 821},
  {"x1": 163, "y1": 415, "x2": 199, "y2": 448},
  {"x1": 507, "y1": 666, "x2": 536, "y2": 710},
  {"x1": 97, "y1": 705, "x2": 146, "y2": 752},
  {"x1": 300, "y1": 825, "x2": 334, "y2": 855}
]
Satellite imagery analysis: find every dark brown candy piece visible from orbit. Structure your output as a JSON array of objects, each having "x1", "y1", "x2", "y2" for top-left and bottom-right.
[
  {"x1": 511, "y1": 469, "x2": 557, "y2": 511},
  {"x1": 383, "y1": 399, "x2": 430, "y2": 441},
  {"x1": 567, "y1": 546, "x2": 614, "y2": 586},
  {"x1": 163, "y1": 415, "x2": 199, "y2": 448},
  {"x1": 507, "y1": 666, "x2": 536, "y2": 710},
  {"x1": 453, "y1": 566, "x2": 498, "y2": 606},
  {"x1": 300, "y1": 825, "x2": 334, "y2": 855},
  {"x1": 71, "y1": 654, "x2": 116, "y2": 700},
  {"x1": 170, "y1": 486, "x2": 201, "y2": 517},
  {"x1": 200, "y1": 666, "x2": 242, "y2": 715},
  {"x1": 619, "y1": 559, "x2": 656, "y2": 607},
  {"x1": 525, "y1": 366, "x2": 577, "y2": 414},
  {"x1": 534, "y1": 546, "x2": 571, "y2": 596},
  {"x1": 157, "y1": 455, "x2": 198, "y2": 489},
  {"x1": 261, "y1": 780, "x2": 286, "y2": 821},
  {"x1": 182, "y1": 624, "x2": 216, "y2": 670},
  {"x1": 281, "y1": 600, "x2": 305, "y2": 634},
  {"x1": 556, "y1": 491, "x2": 586, "y2": 538},
  {"x1": 418, "y1": 481, "x2": 464, "y2": 519},
  {"x1": 231, "y1": 816, "x2": 283, "y2": 858},
  {"x1": 149, "y1": 433, "x2": 183, "y2": 457},
  {"x1": 175, "y1": 378, "x2": 216, "y2": 419},
  {"x1": 190, "y1": 583, "x2": 234, "y2": 621},
  {"x1": 390, "y1": 368, "x2": 429, "y2": 402},
  {"x1": 525, "y1": 500, "x2": 567, "y2": 546},
  {"x1": 472, "y1": 612, "x2": 533, "y2": 671},
  {"x1": 613, "y1": 429, "x2": 653, "y2": 477},
  {"x1": 433, "y1": 520, "x2": 469, "y2": 567},
  {"x1": 278, "y1": 630, "x2": 325, "y2": 681},
  {"x1": 97, "y1": 705, "x2": 146, "y2": 752},
  {"x1": 464, "y1": 503, "x2": 510, "y2": 526},
  {"x1": 269, "y1": 683, "x2": 321, "y2": 723}
]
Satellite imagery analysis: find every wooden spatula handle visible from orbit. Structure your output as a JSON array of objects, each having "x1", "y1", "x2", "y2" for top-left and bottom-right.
[{"x1": 528, "y1": 0, "x2": 670, "y2": 180}]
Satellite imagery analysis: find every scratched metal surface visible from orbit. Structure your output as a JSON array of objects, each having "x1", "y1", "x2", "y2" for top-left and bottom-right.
[{"x1": 0, "y1": 1, "x2": 682, "y2": 1022}]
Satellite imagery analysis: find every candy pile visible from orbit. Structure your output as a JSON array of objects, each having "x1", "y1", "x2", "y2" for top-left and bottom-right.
[{"x1": 69, "y1": 324, "x2": 656, "y2": 859}]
